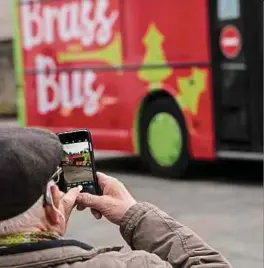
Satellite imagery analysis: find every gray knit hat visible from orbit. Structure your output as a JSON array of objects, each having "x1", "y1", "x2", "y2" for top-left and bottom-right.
[{"x1": 0, "y1": 127, "x2": 63, "y2": 221}]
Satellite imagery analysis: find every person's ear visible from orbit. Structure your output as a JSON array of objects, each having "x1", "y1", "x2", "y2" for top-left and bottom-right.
[{"x1": 44, "y1": 185, "x2": 61, "y2": 225}]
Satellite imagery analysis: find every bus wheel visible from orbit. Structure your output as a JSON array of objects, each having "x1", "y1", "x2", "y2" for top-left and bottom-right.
[{"x1": 140, "y1": 98, "x2": 189, "y2": 178}]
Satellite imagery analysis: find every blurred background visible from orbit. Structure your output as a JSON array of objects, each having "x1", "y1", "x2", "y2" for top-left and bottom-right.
[
  {"x1": 0, "y1": 1, "x2": 263, "y2": 268},
  {"x1": 0, "y1": 1, "x2": 15, "y2": 117}
]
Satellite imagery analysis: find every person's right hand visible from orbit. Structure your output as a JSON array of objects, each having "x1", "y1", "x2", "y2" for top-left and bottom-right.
[{"x1": 76, "y1": 172, "x2": 137, "y2": 225}]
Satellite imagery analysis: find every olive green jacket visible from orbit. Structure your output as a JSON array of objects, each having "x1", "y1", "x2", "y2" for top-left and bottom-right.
[{"x1": 0, "y1": 202, "x2": 232, "y2": 268}]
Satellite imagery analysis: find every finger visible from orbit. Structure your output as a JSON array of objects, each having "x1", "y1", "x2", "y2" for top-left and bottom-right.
[
  {"x1": 96, "y1": 172, "x2": 117, "y2": 190},
  {"x1": 91, "y1": 208, "x2": 102, "y2": 220},
  {"x1": 58, "y1": 190, "x2": 65, "y2": 200},
  {"x1": 62, "y1": 186, "x2": 82, "y2": 213},
  {"x1": 96, "y1": 172, "x2": 109, "y2": 191},
  {"x1": 76, "y1": 204, "x2": 86, "y2": 211},
  {"x1": 76, "y1": 192, "x2": 104, "y2": 210}
]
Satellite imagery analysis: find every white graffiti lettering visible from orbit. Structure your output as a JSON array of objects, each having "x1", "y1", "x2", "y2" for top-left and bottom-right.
[
  {"x1": 21, "y1": 0, "x2": 119, "y2": 50},
  {"x1": 36, "y1": 54, "x2": 104, "y2": 116}
]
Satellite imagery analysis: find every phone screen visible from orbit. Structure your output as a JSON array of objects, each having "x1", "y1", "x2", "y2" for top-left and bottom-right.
[{"x1": 58, "y1": 131, "x2": 97, "y2": 194}]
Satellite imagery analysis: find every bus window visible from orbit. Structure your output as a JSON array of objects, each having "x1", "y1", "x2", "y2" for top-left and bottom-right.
[{"x1": 217, "y1": 0, "x2": 240, "y2": 20}]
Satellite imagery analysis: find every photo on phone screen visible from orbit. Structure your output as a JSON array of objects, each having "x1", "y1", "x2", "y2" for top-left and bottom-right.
[{"x1": 58, "y1": 131, "x2": 98, "y2": 194}]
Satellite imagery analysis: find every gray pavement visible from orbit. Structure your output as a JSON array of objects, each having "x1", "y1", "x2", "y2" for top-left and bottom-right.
[
  {"x1": 1, "y1": 118, "x2": 263, "y2": 268},
  {"x1": 66, "y1": 160, "x2": 263, "y2": 268}
]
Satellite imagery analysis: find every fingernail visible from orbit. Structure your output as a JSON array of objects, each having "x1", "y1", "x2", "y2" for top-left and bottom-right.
[{"x1": 78, "y1": 185, "x2": 83, "y2": 191}]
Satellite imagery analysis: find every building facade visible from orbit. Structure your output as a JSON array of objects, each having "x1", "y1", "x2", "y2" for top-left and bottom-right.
[{"x1": 0, "y1": 1, "x2": 16, "y2": 116}]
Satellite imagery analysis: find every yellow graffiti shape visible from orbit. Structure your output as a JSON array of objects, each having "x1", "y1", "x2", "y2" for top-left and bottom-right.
[
  {"x1": 138, "y1": 23, "x2": 173, "y2": 87},
  {"x1": 57, "y1": 33, "x2": 123, "y2": 67},
  {"x1": 176, "y1": 68, "x2": 206, "y2": 115}
]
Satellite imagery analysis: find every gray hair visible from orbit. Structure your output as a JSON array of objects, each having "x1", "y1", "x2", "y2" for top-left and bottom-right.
[{"x1": 0, "y1": 181, "x2": 55, "y2": 235}]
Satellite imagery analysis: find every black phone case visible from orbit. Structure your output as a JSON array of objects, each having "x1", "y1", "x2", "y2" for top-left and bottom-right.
[
  {"x1": 56, "y1": 129, "x2": 102, "y2": 196},
  {"x1": 86, "y1": 130, "x2": 102, "y2": 196}
]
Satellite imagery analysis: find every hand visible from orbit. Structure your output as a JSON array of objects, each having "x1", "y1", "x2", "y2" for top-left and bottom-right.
[
  {"x1": 76, "y1": 172, "x2": 137, "y2": 225},
  {"x1": 59, "y1": 186, "x2": 83, "y2": 223},
  {"x1": 48, "y1": 184, "x2": 82, "y2": 235}
]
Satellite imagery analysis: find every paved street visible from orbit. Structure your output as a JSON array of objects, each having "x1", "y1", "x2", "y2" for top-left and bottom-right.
[
  {"x1": 1, "y1": 118, "x2": 263, "y2": 268},
  {"x1": 66, "y1": 158, "x2": 262, "y2": 268}
]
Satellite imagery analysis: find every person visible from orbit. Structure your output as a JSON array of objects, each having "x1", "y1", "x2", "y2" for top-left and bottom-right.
[{"x1": 0, "y1": 127, "x2": 232, "y2": 268}]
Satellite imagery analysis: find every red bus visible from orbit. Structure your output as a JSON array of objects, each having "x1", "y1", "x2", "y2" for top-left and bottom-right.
[{"x1": 13, "y1": 0, "x2": 263, "y2": 177}]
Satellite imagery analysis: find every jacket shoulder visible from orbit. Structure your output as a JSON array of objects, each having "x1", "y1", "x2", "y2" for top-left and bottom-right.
[{"x1": 72, "y1": 250, "x2": 169, "y2": 268}]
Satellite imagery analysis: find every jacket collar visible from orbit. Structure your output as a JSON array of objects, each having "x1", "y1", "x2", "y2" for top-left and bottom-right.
[
  {"x1": 0, "y1": 232, "x2": 60, "y2": 249},
  {"x1": 0, "y1": 239, "x2": 123, "y2": 268}
]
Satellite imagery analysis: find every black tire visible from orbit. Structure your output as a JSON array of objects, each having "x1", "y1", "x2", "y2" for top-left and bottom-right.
[{"x1": 140, "y1": 97, "x2": 189, "y2": 178}]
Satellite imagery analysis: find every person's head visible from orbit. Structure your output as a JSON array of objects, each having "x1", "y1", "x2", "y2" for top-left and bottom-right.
[{"x1": 0, "y1": 127, "x2": 80, "y2": 236}]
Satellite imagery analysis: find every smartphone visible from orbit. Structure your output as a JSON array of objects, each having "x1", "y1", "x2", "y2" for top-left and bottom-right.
[{"x1": 56, "y1": 129, "x2": 101, "y2": 195}]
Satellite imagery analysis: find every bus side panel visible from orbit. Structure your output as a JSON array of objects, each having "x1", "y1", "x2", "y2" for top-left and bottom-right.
[
  {"x1": 117, "y1": 67, "x2": 216, "y2": 159},
  {"x1": 17, "y1": 0, "x2": 133, "y2": 151},
  {"x1": 123, "y1": 0, "x2": 210, "y2": 65},
  {"x1": 16, "y1": 0, "x2": 216, "y2": 158},
  {"x1": 121, "y1": 0, "x2": 215, "y2": 159}
]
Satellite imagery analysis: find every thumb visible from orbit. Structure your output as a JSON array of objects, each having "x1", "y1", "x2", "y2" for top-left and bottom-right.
[
  {"x1": 76, "y1": 192, "x2": 105, "y2": 210},
  {"x1": 62, "y1": 185, "x2": 82, "y2": 209}
]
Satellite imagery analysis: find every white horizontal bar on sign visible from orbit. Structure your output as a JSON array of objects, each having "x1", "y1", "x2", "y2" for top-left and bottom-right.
[
  {"x1": 221, "y1": 63, "x2": 247, "y2": 70},
  {"x1": 216, "y1": 150, "x2": 264, "y2": 161}
]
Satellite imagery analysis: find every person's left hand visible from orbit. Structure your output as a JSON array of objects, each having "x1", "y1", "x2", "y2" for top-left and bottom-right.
[{"x1": 49, "y1": 185, "x2": 82, "y2": 225}]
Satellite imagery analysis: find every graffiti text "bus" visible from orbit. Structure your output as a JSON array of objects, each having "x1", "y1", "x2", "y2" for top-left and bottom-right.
[{"x1": 36, "y1": 54, "x2": 105, "y2": 116}]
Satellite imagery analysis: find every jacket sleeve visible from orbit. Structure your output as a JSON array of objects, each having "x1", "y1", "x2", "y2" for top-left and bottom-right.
[{"x1": 120, "y1": 202, "x2": 232, "y2": 268}]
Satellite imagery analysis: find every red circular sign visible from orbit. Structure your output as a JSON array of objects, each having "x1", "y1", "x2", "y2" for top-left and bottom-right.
[{"x1": 220, "y1": 25, "x2": 242, "y2": 59}]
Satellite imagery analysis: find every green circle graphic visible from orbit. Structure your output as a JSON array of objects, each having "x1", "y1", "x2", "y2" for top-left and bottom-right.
[{"x1": 147, "y1": 113, "x2": 183, "y2": 167}]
